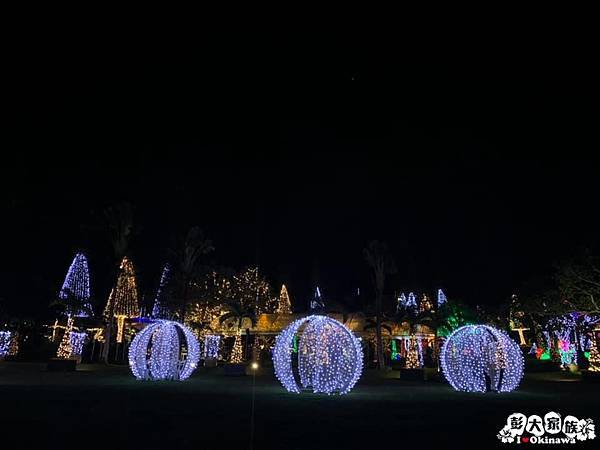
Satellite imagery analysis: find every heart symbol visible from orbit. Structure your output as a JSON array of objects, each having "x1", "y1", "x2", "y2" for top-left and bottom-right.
[{"x1": 522, "y1": 437, "x2": 529, "y2": 443}]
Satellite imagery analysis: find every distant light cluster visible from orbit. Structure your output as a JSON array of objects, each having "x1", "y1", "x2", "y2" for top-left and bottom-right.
[
  {"x1": 273, "y1": 315, "x2": 363, "y2": 395},
  {"x1": 441, "y1": 324, "x2": 524, "y2": 393},
  {"x1": 129, "y1": 320, "x2": 200, "y2": 381}
]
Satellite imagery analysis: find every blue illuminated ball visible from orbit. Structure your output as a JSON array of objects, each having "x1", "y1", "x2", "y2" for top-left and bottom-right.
[
  {"x1": 129, "y1": 320, "x2": 200, "y2": 381},
  {"x1": 273, "y1": 315, "x2": 363, "y2": 395},
  {"x1": 441, "y1": 324, "x2": 524, "y2": 392}
]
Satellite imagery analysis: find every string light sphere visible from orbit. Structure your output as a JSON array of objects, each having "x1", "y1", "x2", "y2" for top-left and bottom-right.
[
  {"x1": 273, "y1": 315, "x2": 363, "y2": 395},
  {"x1": 129, "y1": 320, "x2": 200, "y2": 381},
  {"x1": 441, "y1": 324, "x2": 524, "y2": 393}
]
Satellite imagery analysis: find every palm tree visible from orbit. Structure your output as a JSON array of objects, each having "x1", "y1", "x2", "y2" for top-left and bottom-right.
[
  {"x1": 364, "y1": 240, "x2": 397, "y2": 370},
  {"x1": 170, "y1": 226, "x2": 214, "y2": 320},
  {"x1": 101, "y1": 202, "x2": 134, "y2": 363},
  {"x1": 218, "y1": 300, "x2": 258, "y2": 331},
  {"x1": 219, "y1": 300, "x2": 258, "y2": 362}
]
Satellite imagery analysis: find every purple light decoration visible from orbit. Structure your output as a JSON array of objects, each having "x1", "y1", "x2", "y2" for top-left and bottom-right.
[
  {"x1": 59, "y1": 253, "x2": 93, "y2": 317},
  {"x1": 406, "y1": 292, "x2": 417, "y2": 309},
  {"x1": 152, "y1": 263, "x2": 171, "y2": 319},
  {"x1": 438, "y1": 289, "x2": 447, "y2": 307},
  {"x1": 0, "y1": 331, "x2": 11, "y2": 357}
]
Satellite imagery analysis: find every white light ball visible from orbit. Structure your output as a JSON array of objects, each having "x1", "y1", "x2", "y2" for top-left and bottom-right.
[
  {"x1": 441, "y1": 324, "x2": 524, "y2": 392},
  {"x1": 273, "y1": 315, "x2": 363, "y2": 395},
  {"x1": 129, "y1": 320, "x2": 200, "y2": 381}
]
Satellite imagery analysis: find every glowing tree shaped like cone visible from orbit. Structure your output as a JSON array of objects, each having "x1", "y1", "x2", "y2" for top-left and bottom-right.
[
  {"x1": 437, "y1": 289, "x2": 447, "y2": 307},
  {"x1": 104, "y1": 257, "x2": 140, "y2": 343},
  {"x1": 273, "y1": 315, "x2": 363, "y2": 395},
  {"x1": 59, "y1": 253, "x2": 93, "y2": 317},
  {"x1": 441, "y1": 325, "x2": 524, "y2": 393},
  {"x1": 152, "y1": 263, "x2": 171, "y2": 319},
  {"x1": 129, "y1": 320, "x2": 200, "y2": 381},
  {"x1": 230, "y1": 333, "x2": 243, "y2": 363},
  {"x1": 57, "y1": 317, "x2": 74, "y2": 359},
  {"x1": 277, "y1": 284, "x2": 292, "y2": 314},
  {"x1": 405, "y1": 339, "x2": 421, "y2": 369},
  {"x1": 589, "y1": 339, "x2": 600, "y2": 372}
]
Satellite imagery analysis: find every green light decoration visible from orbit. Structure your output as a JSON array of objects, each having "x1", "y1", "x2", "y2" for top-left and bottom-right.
[
  {"x1": 540, "y1": 350, "x2": 551, "y2": 361},
  {"x1": 584, "y1": 351, "x2": 590, "y2": 359},
  {"x1": 292, "y1": 334, "x2": 298, "y2": 353},
  {"x1": 391, "y1": 339, "x2": 400, "y2": 360}
]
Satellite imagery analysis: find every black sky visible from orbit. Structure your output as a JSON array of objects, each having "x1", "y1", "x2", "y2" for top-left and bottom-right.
[{"x1": 2, "y1": 37, "x2": 597, "y2": 318}]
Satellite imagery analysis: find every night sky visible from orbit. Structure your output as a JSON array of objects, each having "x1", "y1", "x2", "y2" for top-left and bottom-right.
[{"x1": 2, "y1": 41, "x2": 596, "y2": 318}]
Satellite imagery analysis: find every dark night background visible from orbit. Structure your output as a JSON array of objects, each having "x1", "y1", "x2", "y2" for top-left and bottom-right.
[{"x1": 1, "y1": 37, "x2": 597, "y2": 319}]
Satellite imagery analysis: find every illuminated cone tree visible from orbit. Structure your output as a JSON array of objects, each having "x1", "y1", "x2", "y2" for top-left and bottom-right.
[
  {"x1": 57, "y1": 317, "x2": 74, "y2": 358},
  {"x1": 104, "y1": 257, "x2": 140, "y2": 343},
  {"x1": 59, "y1": 253, "x2": 93, "y2": 317},
  {"x1": 277, "y1": 284, "x2": 292, "y2": 314}
]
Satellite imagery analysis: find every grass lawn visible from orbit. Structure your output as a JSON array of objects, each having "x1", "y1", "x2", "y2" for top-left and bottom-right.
[{"x1": 1, "y1": 361, "x2": 598, "y2": 449}]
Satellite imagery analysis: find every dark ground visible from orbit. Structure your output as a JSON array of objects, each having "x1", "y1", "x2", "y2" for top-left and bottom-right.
[{"x1": 0, "y1": 362, "x2": 597, "y2": 449}]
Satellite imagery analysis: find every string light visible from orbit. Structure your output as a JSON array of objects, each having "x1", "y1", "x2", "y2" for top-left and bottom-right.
[
  {"x1": 272, "y1": 315, "x2": 363, "y2": 395},
  {"x1": 69, "y1": 332, "x2": 87, "y2": 358},
  {"x1": 589, "y1": 337, "x2": 600, "y2": 372},
  {"x1": 203, "y1": 335, "x2": 221, "y2": 359},
  {"x1": 104, "y1": 257, "x2": 139, "y2": 343},
  {"x1": 129, "y1": 320, "x2": 200, "y2": 381},
  {"x1": 419, "y1": 294, "x2": 433, "y2": 313},
  {"x1": 406, "y1": 292, "x2": 417, "y2": 309},
  {"x1": 8, "y1": 333, "x2": 18, "y2": 356},
  {"x1": 230, "y1": 333, "x2": 243, "y2": 363},
  {"x1": 277, "y1": 284, "x2": 293, "y2": 314},
  {"x1": 441, "y1": 324, "x2": 524, "y2": 393},
  {"x1": 59, "y1": 253, "x2": 93, "y2": 317},
  {"x1": 56, "y1": 317, "x2": 74, "y2": 359},
  {"x1": 152, "y1": 263, "x2": 171, "y2": 319},
  {"x1": 437, "y1": 289, "x2": 447, "y2": 307},
  {"x1": 405, "y1": 338, "x2": 421, "y2": 369},
  {"x1": 0, "y1": 331, "x2": 11, "y2": 358}
]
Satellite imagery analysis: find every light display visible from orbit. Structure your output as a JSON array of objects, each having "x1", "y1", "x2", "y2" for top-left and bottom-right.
[
  {"x1": 129, "y1": 320, "x2": 200, "y2": 381},
  {"x1": 232, "y1": 266, "x2": 275, "y2": 314},
  {"x1": 203, "y1": 335, "x2": 221, "y2": 359},
  {"x1": 8, "y1": 333, "x2": 19, "y2": 356},
  {"x1": 272, "y1": 315, "x2": 363, "y2": 395},
  {"x1": 230, "y1": 333, "x2": 243, "y2": 363},
  {"x1": 69, "y1": 332, "x2": 87, "y2": 358},
  {"x1": 152, "y1": 263, "x2": 171, "y2": 319},
  {"x1": 310, "y1": 287, "x2": 325, "y2": 311},
  {"x1": 396, "y1": 293, "x2": 407, "y2": 312},
  {"x1": 277, "y1": 284, "x2": 293, "y2": 314},
  {"x1": 437, "y1": 289, "x2": 447, "y2": 307},
  {"x1": 104, "y1": 257, "x2": 140, "y2": 343},
  {"x1": 419, "y1": 294, "x2": 433, "y2": 313},
  {"x1": 57, "y1": 317, "x2": 74, "y2": 359},
  {"x1": 406, "y1": 292, "x2": 417, "y2": 309},
  {"x1": 104, "y1": 256, "x2": 139, "y2": 318},
  {"x1": 405, "y1": 338, "x2": 421, "y2": 369},
  {"x1": 59, "y1": 253, "x2": 93, "y2": 317},
  {"x1": 441, "y1": 324, "x2": 524, "y2": 393},
  {"x1": 589, "y1": 339, "x2": 600, "y2": 372},
  {"x1": 0, "y1": 331, "x2": 11, "y2": 358}
]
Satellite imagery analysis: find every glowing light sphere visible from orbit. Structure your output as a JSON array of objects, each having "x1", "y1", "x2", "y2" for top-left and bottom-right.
[
  {"x1": 129, "y1": 320, "x2": 200, "y2": 381},
  {"x1": 273, "y1": 315, "x2": 363, "y2": 395},
  {"x1": 441, "y1": 324, "x2": 524, "y2": 393}
]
